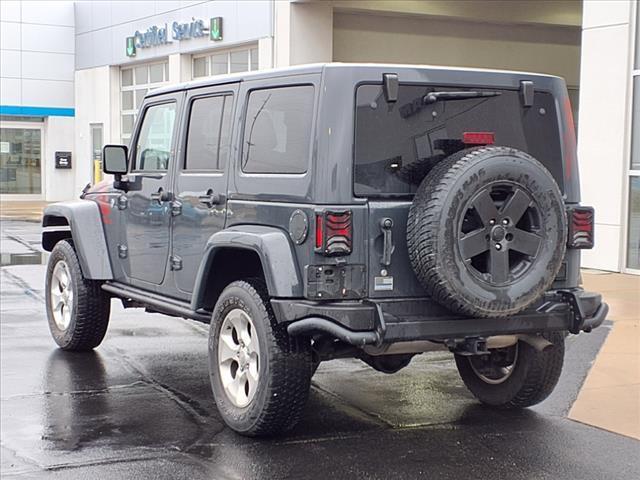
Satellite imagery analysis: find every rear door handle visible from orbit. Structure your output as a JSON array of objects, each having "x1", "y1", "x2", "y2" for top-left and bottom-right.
[{"x1": 198, "y1": 189, "x2": 221, "y2": 208}]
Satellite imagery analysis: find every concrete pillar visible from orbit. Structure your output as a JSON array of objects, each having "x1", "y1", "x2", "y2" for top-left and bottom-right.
[
  {"x1": 578, "y1": 0, "x2": 635, "y2": 271},
  {"x1": 258, "y1": 37, "x2": 274, "y2": 70},
  {"x1": 274, "y1": 1, "x2": 333, "y2": 67}
]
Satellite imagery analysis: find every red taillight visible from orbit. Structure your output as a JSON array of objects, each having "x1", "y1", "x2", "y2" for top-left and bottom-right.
[
  {"x1": 315, "y1": 210, "x2": 352, "y2": 255},
  {"x1": 463, "y1": 132, "x2": 495, "y2": 145},
  {"x1": 567, "y1": 206, "x2": 594, "y2": 249},
  {"x1": 315, "y1": 214, "x2": 324, "y2": 249}
]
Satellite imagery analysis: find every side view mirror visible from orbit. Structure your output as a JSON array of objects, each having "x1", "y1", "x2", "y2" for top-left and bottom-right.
[{"x1": 103, "y1": 145, "x2": 129, "y2": 175}]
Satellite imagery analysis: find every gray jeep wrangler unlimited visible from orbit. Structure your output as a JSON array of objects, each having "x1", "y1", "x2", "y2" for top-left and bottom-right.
[{"x1": 42, "y1": 64, "x2": 608, "y2": 437}]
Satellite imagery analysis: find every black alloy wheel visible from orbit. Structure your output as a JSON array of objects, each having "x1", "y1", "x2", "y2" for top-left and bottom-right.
[{"x1": 459, "y1": 182, "x2": 543, "y2": 285}]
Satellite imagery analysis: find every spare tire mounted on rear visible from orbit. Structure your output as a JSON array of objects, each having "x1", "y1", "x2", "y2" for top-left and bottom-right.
[{"x1": 407, "y1": 146, "x2": 567, "y2": 318}]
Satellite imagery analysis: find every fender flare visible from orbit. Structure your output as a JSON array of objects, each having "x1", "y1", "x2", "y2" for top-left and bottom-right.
[
  {"x1": 42, "y1": 201, "x2": 113, "y2": 280},
  {"x1": 191, "y1": 225, "x2": 302, "y2": 310}
]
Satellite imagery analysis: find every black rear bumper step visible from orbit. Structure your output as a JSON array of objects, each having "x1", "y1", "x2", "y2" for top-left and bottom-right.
[{"x1": 283, "y1": 289, "x2": 608, "y2": 346}]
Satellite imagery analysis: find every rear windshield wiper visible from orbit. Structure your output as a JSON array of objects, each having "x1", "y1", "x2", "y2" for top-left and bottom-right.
[{"x1": 423, "y1": 91, "x2": 501, "y2": 105}]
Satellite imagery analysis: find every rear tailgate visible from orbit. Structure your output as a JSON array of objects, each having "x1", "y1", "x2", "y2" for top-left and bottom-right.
[{"x1": 355, "y1": 83, "x2": 565, "y2": 298}]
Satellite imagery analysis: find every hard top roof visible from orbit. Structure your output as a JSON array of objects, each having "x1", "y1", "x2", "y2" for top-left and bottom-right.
[{"x1": 148, "y1": 62, "x2": 562, "y2": 97}]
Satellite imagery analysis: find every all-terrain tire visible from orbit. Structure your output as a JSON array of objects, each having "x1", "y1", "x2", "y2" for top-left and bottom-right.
[
  {"x1": 208, "y1": 279, "x2": 313, "y2": 437},
  {"x1": 45, "y1": 240, "x2": 111, "y2": 351},
  {"x1": 407, "y1": 146, "x2": 567, "y2": 318},
  {"x1": 455, "y1": 332, "x2": 565, "y2": 408}
]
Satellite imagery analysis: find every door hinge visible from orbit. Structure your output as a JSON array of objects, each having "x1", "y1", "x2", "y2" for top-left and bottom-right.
[
  {"x1": 118, "y1": 244, "x2": 128, "y2": 259},
  {"x1": 170, "y1": 256, "x2": 183, "y2": 271},
  {"x1": 117, "y1": 195, "x2": 128, "y2": 210},
  {"x1": 171, "y1": 201, "x2": 182, "y2": 216}
]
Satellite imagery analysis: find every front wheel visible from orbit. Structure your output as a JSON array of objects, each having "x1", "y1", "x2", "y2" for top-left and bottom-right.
[
  {"x1": 45, "y1": 240, "x2": 111, "y2": 351},
  {"x1": 208, "y1": 279, "x2": 312, "y2": 436},
  {"x1": 455, "y1": 332, "x2": 565, "y2": 409}
]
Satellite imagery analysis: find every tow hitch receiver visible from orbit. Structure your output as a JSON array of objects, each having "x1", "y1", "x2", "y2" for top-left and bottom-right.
[{"x1": 446, "y1": 337, "x2": 489, "y2": 356}]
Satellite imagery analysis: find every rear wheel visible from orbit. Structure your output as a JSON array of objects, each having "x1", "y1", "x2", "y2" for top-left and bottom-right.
[
  {"x1": 45, "y1": 240, "x2": 111, "y2": 351},
  {"x1": 455, "y1": 332, "x2": 565, "y2": 408},
  {"x1": 208, "y1": 279, "x2": 312, "y2": 436}
]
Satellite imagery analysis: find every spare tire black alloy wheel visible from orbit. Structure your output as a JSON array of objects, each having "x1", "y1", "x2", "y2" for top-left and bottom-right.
[
  {"x1": 459, "y1": 182, "x2": 542, "y2": 285},
  {"x1": 407, "y1": 147, "x2": 567, "y2": 318}
]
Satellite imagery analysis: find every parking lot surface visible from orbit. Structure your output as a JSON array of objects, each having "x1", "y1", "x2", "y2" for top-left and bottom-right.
[{"x1": 1, "y1": 220, "x2": 639, "y2": 479}]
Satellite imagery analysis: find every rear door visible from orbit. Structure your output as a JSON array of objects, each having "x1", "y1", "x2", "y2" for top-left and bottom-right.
[{"x1": 171, "y1": 84, "x2": 237, "y2": 293}]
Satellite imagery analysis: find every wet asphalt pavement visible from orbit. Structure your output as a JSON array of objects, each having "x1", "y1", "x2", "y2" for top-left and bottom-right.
[{"x1": 1, "y1": 220, "x2": 639, "y2": 479}]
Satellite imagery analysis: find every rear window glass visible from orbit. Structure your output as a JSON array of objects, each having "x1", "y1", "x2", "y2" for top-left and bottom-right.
[
  {"x1": 354, "y1": 84, "x2": 562, "y2": 196},
  {"x1": 241, "y1": 85, "x2": 314, "y2": 174}
]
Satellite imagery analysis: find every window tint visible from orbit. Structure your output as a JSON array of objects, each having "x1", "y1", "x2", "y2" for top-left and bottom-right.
[
  {"x1": 354, "y1": 84, "x2": 562, "y2": 196},
  {"x1": 185, "y1": 95, "x2": 233, "y2": 171},
  {"x1": 134, "y1": 102, "x2": 176, "y2": 171},
  {"x1": 241, "y1": 85, "x2": 314, "y2": 174}
]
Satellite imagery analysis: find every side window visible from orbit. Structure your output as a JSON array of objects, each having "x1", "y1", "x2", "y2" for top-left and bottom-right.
[
  {"x1": 134, "y1": 102, "x2": 176, "y2": 172},
  {"x1": 185, "y1": 95, "x2": 233, "y2": 171},
  {"x1": 241, "y1": 85, "x2": 314, "y2": 174}
]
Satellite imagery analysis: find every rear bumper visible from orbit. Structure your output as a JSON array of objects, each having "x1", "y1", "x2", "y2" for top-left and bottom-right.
[{"x1": 273, "y1": 288, "x2": 608, "y2": 347}]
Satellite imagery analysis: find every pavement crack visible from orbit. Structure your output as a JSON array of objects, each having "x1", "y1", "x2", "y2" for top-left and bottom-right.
[
  {"x1": 5, "y1": 234, "x2": 42, "y2": 254},
  {"x1": 0, "y1": 268, "x2": 44, "y2": 302},
  {"x1": 104, "y1": 348, "x2": 215, "y2": 427},
  {"x1": 310, "y1": 381, "x2": 394, "y2": 428},
  {"x1": 0, "y1": 441, "x2": 45, "y2": 473},
  {"x1": 1, "y1": 381, "x2": 149, "y2": 401}
]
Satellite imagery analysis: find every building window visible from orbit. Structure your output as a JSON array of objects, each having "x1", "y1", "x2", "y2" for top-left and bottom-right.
[
  {"x1": 628, "y1": 177, "x2": 640, "y2": 270},
  {"x1": 241, "y1": 85, "x2": 314, "y2": 174},
  {"x1": 192, "y1": 46, "x2": 258, "y2": 79},
  {"x1": 627, "y1": 3, "x2": 640, "y2": 271},
  {"x1": 121, "y1": 61, "x2": 169, "y2": 144},
  {"x1": 0, "y1": 126, "x2": 42, "y2": 195}
]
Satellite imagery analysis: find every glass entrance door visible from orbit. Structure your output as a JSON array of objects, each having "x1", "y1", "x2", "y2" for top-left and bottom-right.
[{"x1": 0, "y1": 125, "x2": 43, "y2": 195}]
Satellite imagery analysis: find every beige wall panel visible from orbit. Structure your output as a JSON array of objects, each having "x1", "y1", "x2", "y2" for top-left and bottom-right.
[
  {"x1": 333, "y1": 13, "x2": 581, "y2": 85},
  {"x1": 331, "y1": 1, "x2": 582, "y2": 28}
]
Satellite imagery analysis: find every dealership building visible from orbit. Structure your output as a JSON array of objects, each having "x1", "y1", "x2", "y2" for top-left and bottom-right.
[{"x1": 0, "y1": 0, "x2": 638, "y2": 273}]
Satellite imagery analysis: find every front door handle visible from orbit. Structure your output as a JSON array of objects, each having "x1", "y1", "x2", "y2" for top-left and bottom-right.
[
  {"x1": 150, "y1": 188, "x2": 172, "y2": 204},
  {"x1": 198, "y1": 189, "x2": 221, "y2": 208}
]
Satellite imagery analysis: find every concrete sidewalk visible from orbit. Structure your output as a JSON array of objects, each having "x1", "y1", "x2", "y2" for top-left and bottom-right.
[
  {"x1": 570, "y1": 271, "x2": 640, "y2": 439},
  {"x1": 0, "y1": 201, "x2": 50, "y2": 222}
]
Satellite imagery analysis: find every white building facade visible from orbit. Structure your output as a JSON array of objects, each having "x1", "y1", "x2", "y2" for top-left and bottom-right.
[
  {"x1": 0, "y1": 1, "x2": 75, "y2": 201},
  {"x1": 0, "y1": 0, "x2": 637, "y2": 273},
  {"x1": 578, "y1": 0, "x2": 639, "y2": 273}
]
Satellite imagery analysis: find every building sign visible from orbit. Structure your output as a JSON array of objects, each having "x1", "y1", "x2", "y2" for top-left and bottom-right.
[
  {"x1": 210, "y1": 17, "x2": 223, "y2": 41},
  {"x1": 126, "y1": 36, "x2": 136, "y2": 57},
  {"x1": 126, "y1": 17, "x2": 218, "y2": 57},
  {"x1": 55, "y1": 151, "x2": 72, "y2": 169}
]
